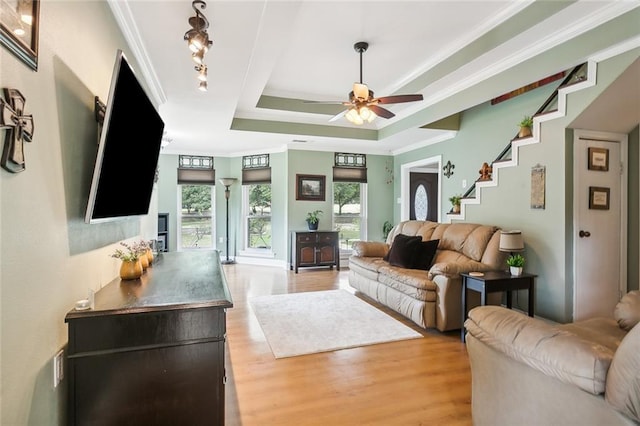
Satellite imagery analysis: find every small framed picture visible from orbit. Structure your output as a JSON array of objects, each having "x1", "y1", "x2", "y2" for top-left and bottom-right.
[
  {"x1": 296, "y1": 174, "x2": 325, "y2": 201},
  {"x1": 589, "y1": 186, "x2": 610, "y2": 210},
  {"x1": 588, "y1": 147, "x2": 609, "y2": 171}
]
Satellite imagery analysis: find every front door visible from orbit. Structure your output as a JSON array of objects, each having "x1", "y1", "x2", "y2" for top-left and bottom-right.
[
  {"x1": 410, "y1": 172, "x2": 438, "y2": 221},
  {"x1": 573, "y1": 129, "x2": 627, "y2": 321}
]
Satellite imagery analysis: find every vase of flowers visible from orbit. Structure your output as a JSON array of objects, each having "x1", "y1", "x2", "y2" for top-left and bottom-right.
[
  {"x1": 133, "y1": 240, "x2": 151, "y2": 270},
  {"x1": 111, "y1": 242, "x2": 143, "y2": 280}
]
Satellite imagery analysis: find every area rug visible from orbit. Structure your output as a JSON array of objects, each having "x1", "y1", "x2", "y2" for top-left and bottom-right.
[{"x1": 249, "y1": 289, "x2": 422, "y2": 358}]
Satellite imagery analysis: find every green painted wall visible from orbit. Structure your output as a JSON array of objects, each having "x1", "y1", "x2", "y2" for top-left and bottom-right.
[
  {"x1": 394, "y1": 49, "x2": 640, "y2": 323},
  {"x1": 1, "y1": 2, "x2": 157, "y2": 424},
  {"x1": 158, "y1": 149, "x2": 392, "y2": 264}
]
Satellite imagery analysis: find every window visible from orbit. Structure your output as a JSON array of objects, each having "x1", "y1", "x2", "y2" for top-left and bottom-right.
[
  {"x1": 333, "y1": 153, "x2": 367, "y2": 251},
  {"x1": 243, "y1": 184, "x2": 272, "y2": 250},
  {"x1": 333, "y1": 182, "x2": 367, "y2": 251},
  {"x1": 178, "y1": 184, "x2": 214, "y2": 250}
]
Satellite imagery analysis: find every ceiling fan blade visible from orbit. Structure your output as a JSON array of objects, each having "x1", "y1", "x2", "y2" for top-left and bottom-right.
[
  {"x1": 353, "y1": 83, "x2": 369, "y2": 100},
  {"x1": 376, "y1": 94, "x2": 424, "y2": 104},
  {"x1": 329, "y1": 109, "x2": 348, "y2": 122},
  {"x1": 303, "y1": 100, "x2": 348, "y2": 105},
  {"x1": 369, "y1": 105, "x2": 395, "y2": 119}
]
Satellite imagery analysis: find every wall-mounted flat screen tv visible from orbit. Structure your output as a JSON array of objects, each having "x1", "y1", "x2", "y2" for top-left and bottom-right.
[{"x1": 85, "y1": 50, "x2": 165, "y2": 224}]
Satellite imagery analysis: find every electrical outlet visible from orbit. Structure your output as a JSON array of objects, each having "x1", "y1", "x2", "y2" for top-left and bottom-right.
[
  {"x1": 462, "y1": 179, "x2": 467, "y2": 188},
  {"x1": 53, "y1": 349, "x2": 64, "y2": 388},
  {"x1": 219, "y1": 237, "x2": 224, "y2": 243}
]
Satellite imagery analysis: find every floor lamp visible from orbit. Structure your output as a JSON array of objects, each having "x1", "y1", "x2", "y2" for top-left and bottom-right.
[{"x1": 219, "y1": 178, "x2": 237, "y2": 264}]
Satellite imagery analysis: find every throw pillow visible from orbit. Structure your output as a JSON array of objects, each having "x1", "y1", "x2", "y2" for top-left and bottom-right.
[
  {"x1": 614, "y1": 290, "x2": 640, "y2": 331},
  {"x1": 413, "y1": 239, "x2": 440, "y2": 270},
  {"x1": 385, "y1": 234, "x2": 422, "y2": 268}
]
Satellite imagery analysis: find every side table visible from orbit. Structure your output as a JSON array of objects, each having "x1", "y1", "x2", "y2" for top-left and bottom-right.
[{"x1": 461, "y1": 271, "x2": 536, "y2": 342}]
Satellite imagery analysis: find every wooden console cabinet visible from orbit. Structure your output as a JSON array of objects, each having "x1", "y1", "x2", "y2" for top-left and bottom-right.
[
  {"x1": 65, "y1": 251, "x2": 233, "y2": 426},
  {"x1": 290, "y1": 231, "x2": 340, "y2": 273}
]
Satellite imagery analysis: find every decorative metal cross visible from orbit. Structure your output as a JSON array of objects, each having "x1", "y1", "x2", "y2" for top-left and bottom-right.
[{"x1": 1, "y1": 88, "x2": 35, "y2": 173}]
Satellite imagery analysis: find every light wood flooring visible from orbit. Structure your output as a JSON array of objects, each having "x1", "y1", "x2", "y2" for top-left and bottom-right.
[{"x1": 223, "y1": 264, "x2": 472, "y2": 425}]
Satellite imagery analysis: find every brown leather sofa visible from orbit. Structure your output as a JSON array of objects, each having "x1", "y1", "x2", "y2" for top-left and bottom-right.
[
  {"x1": 348, "y1": 220, "x2": 506, "y2": 332},
  {"x1": 464, "y1": 291, "x2": 640, "y2": 425}
]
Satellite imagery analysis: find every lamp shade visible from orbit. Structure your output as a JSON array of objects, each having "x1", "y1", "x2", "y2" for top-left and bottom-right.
[
  {"x1": 218, "y1": 178, "x2": 237, "y2": 187},
  {"x1": 499, "y1": 230, "x2": 524, "y2": 252}
]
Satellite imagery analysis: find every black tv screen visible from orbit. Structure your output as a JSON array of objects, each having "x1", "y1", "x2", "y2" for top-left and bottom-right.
[{"x1": 85, "y1": 50, "x2": 165, "y2": 224}]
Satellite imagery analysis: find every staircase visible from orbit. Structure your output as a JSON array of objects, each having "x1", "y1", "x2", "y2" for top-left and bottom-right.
[{"x1": 447, "y1": 61, "x2": 597, "y2": 222}]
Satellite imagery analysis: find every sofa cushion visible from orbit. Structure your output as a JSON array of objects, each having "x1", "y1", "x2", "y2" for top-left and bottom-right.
[
  {"x1": 413, "y1": 239, "x2": 439, "y2": 270},
  {"x1": 348, "y1": 256, "x2": 386, "y2": 275},
  {"x1": 614, "y1": 290, "x2": 640, "y2": 331},
  {"x1": 605, "y1": 323, "x2": 640, "y2": 422},
  {"x1": 377, "y1": 271, "x2": 437, "y2": 302},
  {"x1": 385, "y1": 234, "x2": 422, "y2": 268}
]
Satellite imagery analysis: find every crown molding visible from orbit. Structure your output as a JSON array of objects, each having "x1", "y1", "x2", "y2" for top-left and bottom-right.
[{"x1": 107, "y1": 0, "x2": 167, "y2": 106}]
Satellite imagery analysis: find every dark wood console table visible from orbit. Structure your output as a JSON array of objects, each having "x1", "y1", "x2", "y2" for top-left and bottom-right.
[
  {"x1": 290, "y1": 230, "x2": 340, "y2": 273},
  {"x1": 65, "y1": 251, "x2": 233, "y2": 426}
]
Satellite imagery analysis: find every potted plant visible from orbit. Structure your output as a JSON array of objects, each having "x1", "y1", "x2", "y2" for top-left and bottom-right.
[
  {"x1": 506, "y1": 253, "x2": 525, "y2": 276},
  {"x1": 382, "y1": 220, "x2": 394, "y2": 241},
  {"x1": 518, "y1": 115, "x2": 533, "y2": 138},
  {"x1": 449, "y1": 194, "x2": 462, "y2": 214},
  {"x1": 306, "y1": 210, "x2": 323, "y2": 231}
]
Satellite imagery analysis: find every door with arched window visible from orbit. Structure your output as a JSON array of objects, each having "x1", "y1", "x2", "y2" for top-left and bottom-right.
[{"x1": 409, "y1": 172, "x2": 438, "y2": 221}]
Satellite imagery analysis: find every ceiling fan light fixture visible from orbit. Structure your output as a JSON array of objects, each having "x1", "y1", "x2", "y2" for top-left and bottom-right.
[
  {"x1": 198, "y1": 81, "x2": 208, "y2": 92},
  {"x1": 309, "y1": 41, "x2": 423, "y2": 125},
  {"x1": 345, "y1": 108, "x2": 364, "y2": 125},
  {"x1": 359, "y1": 106, "x2": 376, "y2": 122},
  {"x1": 353, "y1": 83, "x2": 369, "y2": 100}
]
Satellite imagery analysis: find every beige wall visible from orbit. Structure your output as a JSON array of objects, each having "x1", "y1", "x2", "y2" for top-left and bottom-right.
[{"x1": 1, "y1": 2, "x2": 157, "y2": 424}]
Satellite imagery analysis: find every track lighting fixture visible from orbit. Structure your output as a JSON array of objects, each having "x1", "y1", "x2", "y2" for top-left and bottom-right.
[
  {"x1": 184, "y1": 0, "x2": 213, "y2": 91},
  {"x1": 196, "y1": 65, "x2": 208, "y2": 82}
]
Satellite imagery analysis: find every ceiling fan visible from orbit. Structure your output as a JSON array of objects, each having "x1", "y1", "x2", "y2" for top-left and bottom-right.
[{"x1": 307, "y1": 41, "x2": 424, "y2": 125}]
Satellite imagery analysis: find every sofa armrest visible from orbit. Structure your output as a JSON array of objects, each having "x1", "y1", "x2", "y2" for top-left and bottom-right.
[
  {"x1": 465, "y1": 306, "x2": 614, "y2": 395},
  {"x1": 351, "y1": 241, "x2": 389, "y2": 258},
  {"x1": 427, "y1": 260, "x2": 492, "y2": 279}
]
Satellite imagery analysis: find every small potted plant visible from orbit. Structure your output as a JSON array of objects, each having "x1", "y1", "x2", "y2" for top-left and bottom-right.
[
  {"x1": 518, "y1": 115, "x2": 533, "y2": 138},
  {"x1": 306, "y1": 210, "x2": 323, "y2": 231},
  {"x1": 506, "y1": 253, "x2": 525, "y2": 276},
  {"x1": 449, "y1": 194, "x2": 462, "y2": 214},
  {"x1": 382, "y1": 220, "x2": 394, "y2": 241}
]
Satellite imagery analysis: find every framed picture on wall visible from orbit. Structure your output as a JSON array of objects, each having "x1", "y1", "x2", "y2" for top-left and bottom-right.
[
  {"x1": 589, "y1": 186, "x2": 610, "y2": 210},
  {"x1": 296, "y1": 174, "x2": 325, "y2": 201},
  {"x1": 588, "y1": 147, "x2": 609, "y2": 171},
  {"x1": 0, "y1": 0, "x2": 40, "y2": 70}
]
